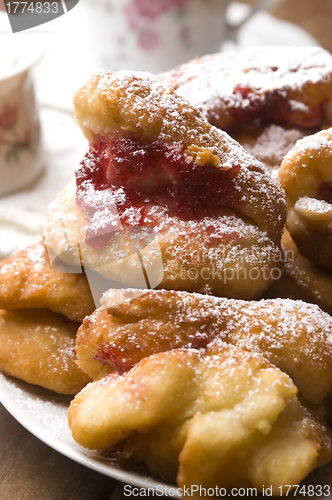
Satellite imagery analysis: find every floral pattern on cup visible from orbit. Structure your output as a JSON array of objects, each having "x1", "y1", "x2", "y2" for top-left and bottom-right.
[
  {"x1": 87, "y1": 0, "x2": 232, "y2": 73},
  {"x1": 0, "y1": 104, "x2": 32, "y2": 164},
  {"x1": 123, "y1": 0, "x2": 192, "y2": 50}
]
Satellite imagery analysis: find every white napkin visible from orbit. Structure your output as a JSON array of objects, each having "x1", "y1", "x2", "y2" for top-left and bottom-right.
[{"x1": 0, "y1": 108, "x2": 87, "y2": 258}]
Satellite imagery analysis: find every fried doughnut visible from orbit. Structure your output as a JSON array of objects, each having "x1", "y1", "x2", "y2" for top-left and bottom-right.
[
  {"x1": 0, "y1": 240, "x2": 95, "y2": 322},
  {"x1": 279, "y1": 127, "x2": 332, "y2": 271},
  {"x1": 0, "y1": 309, "x2": 91, "y2": 394},
  {"x1": 159, "y1": 46, "x2": 332, "y2": 172},
  {"x1": 44, "y1": 71, "x2": 285, "y2": 300},
  {"x1": 68, "y1": 344, "x2": 332, "y2": 495},
  {"x1": 76, "y1": 289, "x2": 332, "y2": 404},
  {"x1": 265, "y1": 228, "x2": 332, "y2": 317}
]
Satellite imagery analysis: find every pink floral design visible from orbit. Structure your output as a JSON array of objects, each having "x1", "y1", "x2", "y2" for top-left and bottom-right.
[
  {"x1": 138, "y1": 28, "x2": 160, "y2": 51},
  {"x1": 0, "y1": 105, "x2": 18, "y2": 130},
  {"x1": 125, "y1": 0, "x2": 189, "y2": 25},
  {"x1": 0, "y1": 103, "x2": 32, "y2": 164},
  {"x1": 124, "y1": 0, "x2": 190, "y2": 50}
]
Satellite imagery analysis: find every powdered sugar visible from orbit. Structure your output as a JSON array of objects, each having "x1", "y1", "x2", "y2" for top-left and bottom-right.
[
  {"x1": 159, "y1": 46, "x2": 332, "y2": 131},
  {"x1": 295, "y1": 196, "x2": 332, "y2": 218},
  {"x1": 237, "y1": 124, "x2": 306, "y2": 172},
  {"x1": 95, "y1": 289, "x2": 332, "y2": 404},
  {"x1": 72, "y1": 70, "x2": 286, "y2": 246},
  {"x1": 43, "y1": 70, "x2": 286, "y2": 300}
]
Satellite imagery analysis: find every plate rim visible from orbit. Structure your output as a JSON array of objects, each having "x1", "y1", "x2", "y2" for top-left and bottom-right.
[{"x1": 0, "y1": 371, "x2": 181, "y2": 497}]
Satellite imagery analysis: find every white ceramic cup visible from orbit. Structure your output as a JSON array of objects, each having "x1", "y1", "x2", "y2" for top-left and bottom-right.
[
  {"x1": 84, "y1": 0, "x2": 278, "y2": 74},
  {"x1": 0, "y1": 42, "x2": 43, "y2": 196}
]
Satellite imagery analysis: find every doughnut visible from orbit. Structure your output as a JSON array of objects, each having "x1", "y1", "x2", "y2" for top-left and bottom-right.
[
  {"x1": 0, "y1": 241, "x2": 94, "y2": 394},
  {"x1": 68, "y1": 344, "x2": 332, "y2": 495},
  {"x1": 159, "y1": 47, "x2": 332, "y2": 132},
  {"x1": 279, "y1": 127, "x2": 332, "y2": 271},
  {"x1": 265, "y1": 228, "x2": 332, "y2": 317},
  {"x1": 159, "y1": 46, "x2": 332, "y2": 172},
  {"x1": 43, "y1": 71, "x2": 286, "y2": 300},
  {"x1": 76, "y1": 289, "x2": 332, "y2": 404},
  {"x1": 0, "y1": 240, "x2": 95, "y2": 322},
  {"x1": 0, "y1": 309, "x2": 91, "y2": 394}
]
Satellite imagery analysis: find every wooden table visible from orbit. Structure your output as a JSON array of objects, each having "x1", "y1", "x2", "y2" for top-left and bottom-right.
[{"x1": 0, "y1": 403, "x2": 122, "y2": 500}]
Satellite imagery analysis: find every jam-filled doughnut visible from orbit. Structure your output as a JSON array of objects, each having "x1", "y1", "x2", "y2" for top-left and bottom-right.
[
  {"x1": 0, "y1": 309, "x2": 91, "y2": 394},
  {"x1": 44, "y1": 71, "x2": 285, "y2": 300},
  {"x1": 279, "y1": 127, "x2": 332, "y2": 272},
  {"x1": 76, "y1": 289, "x2": 332, "y2": 404},
  {"x1": 159, "y1": 46, "x2": 332, "y2": 173},
  {"x1": 0, "y1": 240, "x2": 95, "y2": 322},
  {"x1": 69, "y1": 343, "x2": 332, "y2": 495}
]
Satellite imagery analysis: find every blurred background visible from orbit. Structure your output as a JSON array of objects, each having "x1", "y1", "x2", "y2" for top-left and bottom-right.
[
  {"x1": 0, "y1": 0, "x2": 330, "y2": 258},
  {"x1": 0, "y1": 1, "x2": 332, "y2": 496},
  {"x1": 242, "y1": 0, "x2": 332, "y2": 53},
  {"x1": 0, "y1": 0, "x2": 331, "y2": 108}
]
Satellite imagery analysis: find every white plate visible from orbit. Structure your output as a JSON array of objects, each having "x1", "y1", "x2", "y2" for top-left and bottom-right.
[
  {"x1": 0, "y1": 371, "x2": 180, "y2": 497},
  {"x1": 2, "y1": 370, "x2": 332, "y2": 498}
]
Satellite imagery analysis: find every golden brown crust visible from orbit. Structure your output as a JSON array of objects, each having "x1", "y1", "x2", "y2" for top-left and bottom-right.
[
  {"x1": 76, "y1": 290, "x2": 332, "y2": 404},
  {"x1": 159, "y1": 47, "x2": 332, "y2": 131},
  {"x1": 44, "y1": 180, "x2": 284, "y2": 300},
  {"x1": 43, "y1": 71, "x2": 287, "y2": 301},
  {"x1": 0, "y1": 309, "x2": 91, "y2": 394},
  {"x1": 279, "y1": 128, "x2": 332, "y2": 272},
  {"x1": 266, "y1": 229, "x2": 332, "y2": 317},
  {"x1": 72, "y1": 71, "x2": 286, "y2": 243},
  {"x1": 160, "y1": 47, "x2": 332, "y2": 174},
  {"x1": 0, "y1": 240, "x2": 95, "y2": 322},
  {"x1": 69, "y1": 344, "x2": 332, "y2": 494}
]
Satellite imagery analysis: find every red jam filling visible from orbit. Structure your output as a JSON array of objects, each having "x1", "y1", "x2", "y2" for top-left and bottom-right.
[
  {"x1": 320, "y1": 181, "x2": 332, "y2": 205},
  {"x1": 94, "y1": 332, "x2": 213, "y2": 373},
  {"x1": 76, "y1": 136, "x2": 239, "y2": 249},
  {"x1": 232, "y1": 85, "x2": 328, "y2": 130},
  {"x1": 234, "y1": 85, "x2": 253, "y2": 99},
  {"x1": 94, "y1": 344, "x2": 134, "y2": 374},
  {"x1": 296, "y1": 102, "x2": 327, "y2": 128}
]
